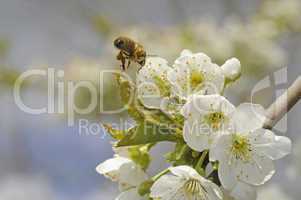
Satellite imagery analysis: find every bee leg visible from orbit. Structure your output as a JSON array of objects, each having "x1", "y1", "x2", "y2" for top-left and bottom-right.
[
  {"x1": 116, "y1": 51, "x2": 123, "y2": 60},
  {"x1": 116, "y1": 51, "x2": 126, "y2": 70},
  {"x1": 126, "y1": 60, "x2": 131, "y2": 70},
  {"x1": 137, "y1": 59, "x2": 145, "y2": 72},
  {"x1": 138, "y1": 59, "x2": 146, "y2": 66},
  {"x1": 138, "y1": 66, "x2": 142, "y2": 72},
  {"x1": 121, "y1": 59, "x2": 126, "y2": 71}
]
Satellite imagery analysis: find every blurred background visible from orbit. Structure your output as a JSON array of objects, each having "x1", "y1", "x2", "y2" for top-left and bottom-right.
[{"x1": 0, "y1": 0, "x2": 300, "y2": 199}]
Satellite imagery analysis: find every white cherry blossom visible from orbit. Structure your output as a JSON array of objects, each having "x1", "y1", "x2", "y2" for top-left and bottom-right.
[
  {"x1": 150, "y1": 166, "x2": 223, "y2": 200},
  {"x1": 210, "y1": 111, "x2": 291, "y2": 190},
  {"x1": 168, "y1": 50, "x2": 225, "y2": 99},
  {"x1": 137, "y1": 57, "x2": 172, "y2": 109},
  {"x1": 96, "y1": 155, "x2": 148, "y2": 200},
  {"x1": 181, "y1": 94, "x2": 235, "y2": 152}
]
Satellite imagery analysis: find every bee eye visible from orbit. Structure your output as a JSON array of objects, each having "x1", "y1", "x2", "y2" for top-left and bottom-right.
[{"x1": 115, "y1": 39, "x2": 124, "y2": 48}]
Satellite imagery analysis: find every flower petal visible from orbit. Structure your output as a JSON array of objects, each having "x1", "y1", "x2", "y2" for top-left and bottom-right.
[
  {"x1": 229, "y1": 182, "x2": 257, "y2": 200},
  {"x1": 203, "y1": 180, "x2": 223, "y2": 200},
  {"x1": 96, "y1": 156, "x2": 132, "y2": 181},
  {"x1": 221, "y1": 58, "x2": 241, "y2": 81},
  {"x1": 251, "y1": 129, "x2": 292, "y2": 160},
  {"x1": 201, "y1": 63, "x2": 225, "y2": 94},
  {"x1": 174, "y1": 52, "x2": 211, "y2": 68},
  {"x1": 232, "y1": 103, "x2": 266, "y2": 133},
  {"x1": 170, "y1": 50, "x2": 225, "y2": 99},
  {"x1": 236, "y1": 154, "x2": 275, "y2": 186},
  {"x1": 137, "y1": 57, "x2": 172, "y2": 109},
  {"x1": 137, "y1": 82, "x2": 167, "y2": 109},
  {"x1": 218, "y1": 160, "x2": 238, "y2": 190},
  {"x1": 181, "y1": 95, "x2": 235, "y2": 119},
  {"x1": 119, "y1": 162, "x2": 148, "y2": 188},
  {"x1": 180, "y1": 49, "x2": 193, "y2": 57},
  {"x1": 150, "y1": 174, "x2": 184, "y2": 199},
  {"x1": 169, "y1": 165, "x2": 200, "y2": 179},
  {"x1": 183, "y1": 120, "x2": 210, "y2": 152},
  {"x1": 210, "y1": 133, "x2": 232, "y2": 162},
  {"x1": 152, "y1": 166, "x2": 223, "y2": 200}
]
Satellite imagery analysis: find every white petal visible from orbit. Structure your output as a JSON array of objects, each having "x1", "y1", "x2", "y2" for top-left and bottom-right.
[
  {"x1": 257, "y1": 184, "x2": 293, "y2": 200},
  {"x1": 169, "y1": 165, "x2": 200, "y2": 179},
  {"x1": 236, "y1": 154, "x2": 275, "y2": 185},
  {"x1": 174, "y1": 51, "x2": 211, "y2": 68},
  {"x1": 209, "y1": 133, "x2": 232, "y2": 162},
  {"x1": 251, "y1": 129, "x2": 292, "y2": 160},
  {"x1": 150, "y1": 174, "x2": 184, "y2": 199},
  {"x1": 183, "y1": 120, "x2": 210, "y2": 152},
  {"x1": 229, "y1": 182, "x2": 257, "y2": 200},
  {"x1": 116, "y1": 188, "x2": 146, "y2": 200},
  {"x1": 170, "y1": 51, "x2": 225, "y2": 98},
  {"x1": 144, "y1": 57, "x2": 169, "y2": 69},
  {"x1": 180, "y1": 95, "x2": 197, "y2": 118},
  {"x1": 138, "y1": 57, "x2": 170, "y2": 82},
  {"x1": 180, "y1": 49, "x2": 193, "y2": 57},
  {"x1": 181, "y1": 95, "x2": 235, "y2": 118},
  {"x1": 222, "y1": 189, "x2": 235, "y2": 200},
  {"x1": 218, "y1": 161, "x2": 238, "y2": 190},
  {"x1": 119, "y1": 162, "x2": 148, "y2": 187},
  {"x1": 232, "y1": 103, "x2": 266, "y2": 133},
  {"x1": 203, "y1": 180, "x2": 223, "y2": 200},
  {"x1": 167, "y1": 65, "x2": 189, "y2": 98},
  {"x1": 201, "y1": 63, "x2": 225, "y2": 94},
  {"x1": 137, "y1": 82, "x2": 166, "y2": 109},
  {"x1": 163, "y1": 189, "x2": 186, "y2": 200},
  {"x1": 221, "y1": 58, "x2": 241, "y2": 81},
  {"x1": 137, "y1": 57, "x2": 172, "y2": 109},
  {"x1": 152, "y1": 166, "x2": 223, "y2": 200},
  {"x1": 96, "y1": 156, "x2": 132, "y2": 181},
  {"x1": 160, "y1": 97, "x2": 184, "y2": 115}
]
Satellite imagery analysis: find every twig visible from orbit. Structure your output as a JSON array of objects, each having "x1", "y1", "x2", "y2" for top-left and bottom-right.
[{"x1": 264, "y1": 76, "x2": 301, "y2": 129}]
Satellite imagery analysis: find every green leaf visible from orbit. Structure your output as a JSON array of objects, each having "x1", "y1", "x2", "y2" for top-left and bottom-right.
[{"x1": 117, "y1": 122, "x2": 178, "y2": 147}]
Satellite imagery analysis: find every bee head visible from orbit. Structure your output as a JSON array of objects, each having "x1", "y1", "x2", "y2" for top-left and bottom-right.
[{"x1": 114, "y1": 37, "x2": 125, "y2": 49}]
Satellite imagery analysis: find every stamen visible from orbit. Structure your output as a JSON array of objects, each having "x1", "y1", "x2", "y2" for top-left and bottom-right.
[
  {"x1": 230, "y1": 134, "x2": 252, "y2": 162},
  {"x1": 190, "y1": 70, "x2": 205, "y2": 90},
  {"x1": 184, "y1": 179, "x2": 208, "y2": 200},
  {"x1": 203, "y1": 112, "x2": 227, "y2": 130}
]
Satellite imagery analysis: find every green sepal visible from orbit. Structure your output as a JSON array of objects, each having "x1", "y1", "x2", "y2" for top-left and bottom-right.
[
  {"x1": 138, "y1": 180, "x2": 154, "y2": 197},
  {"x1": 102, "y1": 124, "x2": 126, "y2": 140},
  {"x1": 165, "y1": 142, "x2": 195, "y2": 166},
  {"x1": 115, "y1": 73, "x2": 133, "y2": 104}
]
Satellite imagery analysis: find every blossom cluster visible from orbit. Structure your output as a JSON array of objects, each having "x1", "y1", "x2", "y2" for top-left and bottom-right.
[{"x1": 96, "y1": 50, "x2": 291, "y2": 200}]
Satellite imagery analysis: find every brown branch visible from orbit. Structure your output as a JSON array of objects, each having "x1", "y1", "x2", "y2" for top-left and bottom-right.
[{"x1": 264, "y1": 76, "x2": 301, "y2": 129}]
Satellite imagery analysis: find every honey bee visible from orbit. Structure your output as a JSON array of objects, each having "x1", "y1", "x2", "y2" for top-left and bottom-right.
[{"x1": 114, "y1": 36, "x2": 146, "y2": 71}]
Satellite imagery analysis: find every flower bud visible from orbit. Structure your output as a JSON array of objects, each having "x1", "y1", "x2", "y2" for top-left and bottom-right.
[{"x1": 221, "y1": 58, "x2": 241, "y2": 81}]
